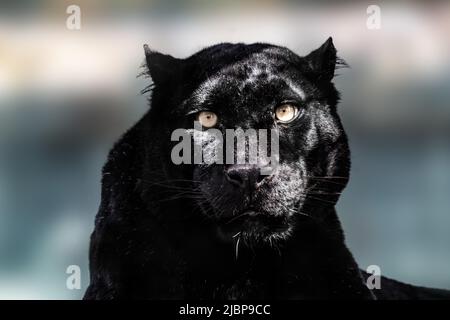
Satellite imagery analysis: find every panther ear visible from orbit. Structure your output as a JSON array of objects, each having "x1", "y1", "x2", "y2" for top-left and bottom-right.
[
  {"x1": 304, "y1": 37, "x2": 344, "y2": 82},
  {"x1": 143, "y1": 44, "x2": 180, "y2": 85}
]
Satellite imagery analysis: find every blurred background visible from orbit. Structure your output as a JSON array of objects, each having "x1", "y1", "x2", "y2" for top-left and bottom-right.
[{"x1": 0, "y1": 0, "x2": 449, "y2": 299}]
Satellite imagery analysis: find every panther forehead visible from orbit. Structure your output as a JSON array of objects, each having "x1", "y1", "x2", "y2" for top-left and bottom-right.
[{"x1": 190, "y1": 52, "x2": 306, "y2": 108}]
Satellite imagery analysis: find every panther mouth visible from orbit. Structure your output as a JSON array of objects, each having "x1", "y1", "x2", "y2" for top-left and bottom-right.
[{"x1": 217, "y1": 208, "x2": 290, "y2": 241}]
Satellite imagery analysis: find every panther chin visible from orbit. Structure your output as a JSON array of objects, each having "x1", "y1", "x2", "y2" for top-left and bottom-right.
[{"x1": 216, "y1": 209, "x2": 293, "y2": 244}]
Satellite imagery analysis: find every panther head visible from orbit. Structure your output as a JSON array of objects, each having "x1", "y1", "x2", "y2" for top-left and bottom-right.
[{"x1": 143, "y1": 38, "x2": 350, "y2": 246}]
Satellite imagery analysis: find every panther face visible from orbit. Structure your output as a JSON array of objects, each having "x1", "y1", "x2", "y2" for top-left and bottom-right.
[{"x1": 144, "y1": 38, "x2": 350, "y2": 245}]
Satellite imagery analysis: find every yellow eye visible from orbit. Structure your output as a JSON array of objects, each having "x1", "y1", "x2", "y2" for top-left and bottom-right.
[
  {"x1": 275, "y1": 104, "x2": 298, "y2": 123},
  {"x1": 197, "y1": 111, "x2": 218, "y2": 128}
]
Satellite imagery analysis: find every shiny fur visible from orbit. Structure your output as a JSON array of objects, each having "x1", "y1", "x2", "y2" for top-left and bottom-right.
[{"x1": 84, "y1": 38, "x2": 450, "y2": 300}]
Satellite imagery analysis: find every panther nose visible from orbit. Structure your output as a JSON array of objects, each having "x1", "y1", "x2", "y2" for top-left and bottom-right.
[{"x1": 225, "y1": 165, "x2": 266, "y2": 190}]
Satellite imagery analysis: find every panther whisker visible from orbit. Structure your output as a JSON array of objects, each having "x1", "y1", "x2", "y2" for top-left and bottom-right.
[
  {"x1": 307, "y1": 176, "x2": 348, "y2": 179},
  {"x1": 226, "y1": 212, "x2": 250, "y2": 225},
  {"x1": 235, "y1": 236, "x2": 240, "y2": 260}
]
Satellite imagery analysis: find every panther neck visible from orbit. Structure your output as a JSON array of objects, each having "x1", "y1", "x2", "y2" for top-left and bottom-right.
[{"x1": 170, "y1": 205, "x2": 374, "y2": 299}]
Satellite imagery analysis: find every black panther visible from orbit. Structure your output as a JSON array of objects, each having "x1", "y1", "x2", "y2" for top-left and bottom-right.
[{"x1": 84, "y1": 38, "x2": 450, "y2": 299}]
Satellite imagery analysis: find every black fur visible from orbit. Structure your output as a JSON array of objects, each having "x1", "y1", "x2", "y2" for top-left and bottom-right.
[{"x1": 84, "y1": 38, "x2": 450, "y2": 300}]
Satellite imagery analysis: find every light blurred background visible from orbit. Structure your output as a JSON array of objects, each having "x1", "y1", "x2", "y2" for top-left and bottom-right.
[{"x1": 0, "y1": 0, "x2": 449, "y2": 299}]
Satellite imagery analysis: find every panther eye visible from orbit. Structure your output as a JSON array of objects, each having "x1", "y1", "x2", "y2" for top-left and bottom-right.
[
  {"x1": 197, "y1": 111, "x2": 218, "y2": 128},
  {"x1": 275, "y1": 104, "x2": 299, "y2": 123}
]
